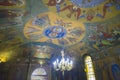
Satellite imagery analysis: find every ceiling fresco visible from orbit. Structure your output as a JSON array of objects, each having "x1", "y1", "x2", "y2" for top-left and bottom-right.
[
  {"x1": 24, "y1": 12, "x2": 85, "y2": 47},
  {"x1": 43, "y1": 0, "x2": 120, "y2": 22},
  {"x1": 0, "y1": 0, "x2": 120, "y2": 62}
]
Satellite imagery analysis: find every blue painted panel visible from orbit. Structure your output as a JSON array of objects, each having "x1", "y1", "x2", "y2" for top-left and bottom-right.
[
  {"x1": 71, "y1": 0, "x2": 104, "y2": 8},
  {"x1": 111, "y1": 64, "x2": 120, "y2": 80},
  {"x1": 44, "y1": 26, "x2": 67, "y2": 38}
]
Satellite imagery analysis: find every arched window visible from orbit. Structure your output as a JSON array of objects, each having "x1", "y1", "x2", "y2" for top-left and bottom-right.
[
  {"x1": 84, "y1": 56, "x2": 96, "y2": 80},
  {"x1": 31, "y1": 68, "x2": 47, "y2": 80}
]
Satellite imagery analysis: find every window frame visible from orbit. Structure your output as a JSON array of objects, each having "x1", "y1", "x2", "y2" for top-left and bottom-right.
[{"x1": 84, "y1": 56, "x2": 96, "y2": 80}]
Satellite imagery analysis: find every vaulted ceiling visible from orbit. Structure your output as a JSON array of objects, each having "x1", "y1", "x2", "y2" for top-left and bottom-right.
[{"x1": 0, "y1": 0, "x2": 120, "y2": 63}]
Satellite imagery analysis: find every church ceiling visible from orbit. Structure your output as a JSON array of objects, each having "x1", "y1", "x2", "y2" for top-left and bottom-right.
[{"x1": 0, "y1": 0, "x2": 120, "y2": 62}]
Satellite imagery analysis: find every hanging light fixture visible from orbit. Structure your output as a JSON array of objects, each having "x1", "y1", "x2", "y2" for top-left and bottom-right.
[{"x1": 53, "y1": 50, "x2": 73, "y2": 75}]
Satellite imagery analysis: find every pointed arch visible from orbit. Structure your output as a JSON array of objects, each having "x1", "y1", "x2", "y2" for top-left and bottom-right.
[{"x1": 84, "y1": 55, "x2": 96, "y2": 80}]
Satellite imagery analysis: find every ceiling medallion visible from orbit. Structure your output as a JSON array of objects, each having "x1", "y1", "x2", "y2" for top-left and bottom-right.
[{"x1": 24, "y1": 12, "x2": 85, "y2": 47}]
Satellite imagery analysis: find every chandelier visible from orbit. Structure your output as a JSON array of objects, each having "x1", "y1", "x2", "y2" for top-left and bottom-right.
[{"x1": 53, "y1": 50, "x2": 73, "y2": 75}]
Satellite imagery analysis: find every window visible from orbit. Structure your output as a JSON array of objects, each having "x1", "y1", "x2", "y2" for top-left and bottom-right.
[
  {"x1": 31, "y1": 68, "x2": 48, "y2": 80},
  {"x1": 85, "y1": 56, "x2": 96, "y2": 80}
]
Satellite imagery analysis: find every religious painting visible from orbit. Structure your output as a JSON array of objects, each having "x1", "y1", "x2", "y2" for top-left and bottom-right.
[{"x1": 24, "y1": 12, "x2": 85, "y2": 47}]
